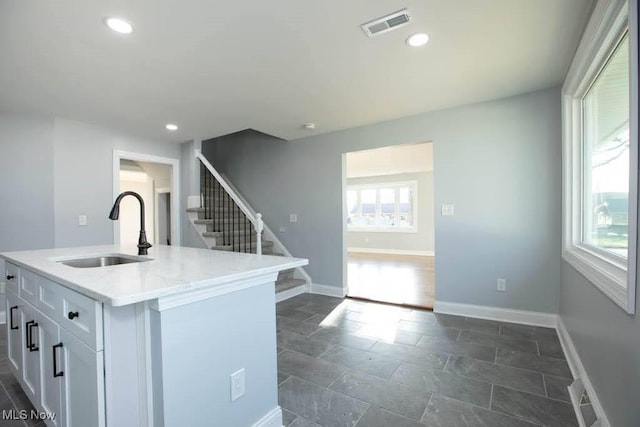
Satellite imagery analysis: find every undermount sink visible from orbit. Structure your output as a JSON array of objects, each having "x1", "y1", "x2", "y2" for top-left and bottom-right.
[{"x1": 57, "y1": 254, "x2": 151, "y2": 268}]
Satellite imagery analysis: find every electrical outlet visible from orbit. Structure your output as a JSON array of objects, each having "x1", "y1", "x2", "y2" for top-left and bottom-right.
[
  {"x1": 279, "y1": 226, "x2": 286, "y2": 232},
  {"x1": 441, "y1": 204, "x2": 455, "y2": 216},
  {"x1": 230, "y1": 369, "x2": 245, "y2": 401},
  {"x1": 78, "y1": 215, "x2": 87, "y2": 226},
  {"x1": 497, "y1": 278, "x2": 506, "y2": 292}
]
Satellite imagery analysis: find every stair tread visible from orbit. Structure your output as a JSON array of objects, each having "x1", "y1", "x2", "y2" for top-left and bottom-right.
[
  {"x1": 186, "y1": 207, "x2": 205, "y2": 212},
  {"x1": 202, "y1": 231, "x2": 224, "y2": 237},
  {"x1": 195, "y1": 219, "x2": 255, "y2": 224},
  {"x1": 275, "y1": 279, "x2": 307, "y2": 293},
  {"x1": 211, "y1": 240, "x2": 274, "y2": 250}
]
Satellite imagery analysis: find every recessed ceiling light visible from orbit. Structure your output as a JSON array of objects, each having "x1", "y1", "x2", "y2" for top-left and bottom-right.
[
  {"x1": 406, "y1": 33, "x2": 430, "y2": 47},
  {"x1": 104, "y1": 17, "x2": 134, "y2": 35},
  {"x1": 165, "y1": 124, "x2": 178, "y2": 131}
]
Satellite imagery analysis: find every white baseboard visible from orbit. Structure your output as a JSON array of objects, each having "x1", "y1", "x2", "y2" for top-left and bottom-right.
[
  {"x1": 310, "y1": 283, "x2": 348, "y2": 298},
  {"x1": 252, "y1": 406, "x2": 282, "y2": 427},
  {"x1": 275, "y1": 283, "x2": 309, "y2": 303},
  {"x1": 348, "y1": 248, "x2": 434, "y2": 256},
  {"x1": 557, "y1": 317, "x2": 610, "y2": 427},
  {"x1": 433, "y1": 301, "x2": 558, "y2": 328},
  {"x1": 0, "y1": 311, "x2": 5, "y2": 325}
]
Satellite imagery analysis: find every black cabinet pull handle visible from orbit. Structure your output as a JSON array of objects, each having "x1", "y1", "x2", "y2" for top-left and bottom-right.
[
  {"x1": 67, "y1": 311, "x2": 79, "y2": 320},
  {"x1": 25, "y1": 320, "x2": 34, "y2": 349},
  {"x1": 9, "y1": 306, "x2": 18, "y2": 330},
  {"x1": 53, "y1": 343, "x2": 64, "y2": 378},
  {"x1": 6, "y1": 275, "x2": 14, "y2": 280},
  {"x1": 28, "y1": 322, "x2": 39, "y2": 352}
]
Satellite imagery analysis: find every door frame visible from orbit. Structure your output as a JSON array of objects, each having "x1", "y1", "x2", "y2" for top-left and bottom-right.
[{"x1": 112, "y1": 150, "x2": 181, "y2": 246}]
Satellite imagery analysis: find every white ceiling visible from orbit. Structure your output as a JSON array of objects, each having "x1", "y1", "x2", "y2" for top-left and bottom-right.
[
  {"x1": 347, "y1": 143, "x2": 433, "y2": 178},
  {"x1": 0, "y1": 0, "x2": 593, "y2": 143}
]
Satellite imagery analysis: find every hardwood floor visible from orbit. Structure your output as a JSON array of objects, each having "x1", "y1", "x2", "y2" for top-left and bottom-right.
[{"x1": 347, "y1": 252, "x2": 435, "y2": 309}]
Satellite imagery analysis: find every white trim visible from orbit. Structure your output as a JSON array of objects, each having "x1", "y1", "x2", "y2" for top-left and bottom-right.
[
  {"x1": 113, "y1": 150, "x2": 181, "y2": 248},
  {"x1": 149, "y1": 273, "x2": 278, "y2": 311},
  {"x1": 561, "y1": 0, "x2": 636, "y2": 314},
  {"x1": 433, "y1": 301, "x2": 558, "y2": 328},
  {"x1": 275, "y1": 283, "x2": 309, "y2": 303},
  {"x1": 348, "y1": 228, "x2": 418, "y2": 233},
  {"x1": 310, "y1": 283, "x2": 348, "y2": 298},
  {"x1": 135, "y1": 302, "x2": 153, "y2": 427},
  {"x1": 348, "y1": 248, "x2": 434, "y2": 256},
  {"x1": 562, "y1": 0, "x2": 638, "y2": 314},
  {"x1": 557, "y1": 317, "x2": 610, "y2": 427},
  {"x1": 252, "y1": 406, "x2": 283, "y2": 427},
  {"x1": 103, "y1": 305, "x2": 114, "y2": 427},
  {"x1": 342, "y1": 153, "x2": 349, "y2": 300}
]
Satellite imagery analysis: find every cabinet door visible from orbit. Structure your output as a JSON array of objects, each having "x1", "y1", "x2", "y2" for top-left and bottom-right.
[
  {"x1": 22, "y1": 303, "x2": 41, "y2": 402},
  {"x1": 60, "y1": 329, "x2": 105, "y2": 427},
  {"x1": 6, "y1": 291, "x2": 22, "y2": 375},
  {"x1": 38, "y1": 313, "x2": 63, "y2": 427}
]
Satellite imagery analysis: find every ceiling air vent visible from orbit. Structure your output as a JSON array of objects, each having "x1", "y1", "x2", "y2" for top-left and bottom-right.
[{"x1": 361, "y1": 9, "x2": 411, "y2": 37}]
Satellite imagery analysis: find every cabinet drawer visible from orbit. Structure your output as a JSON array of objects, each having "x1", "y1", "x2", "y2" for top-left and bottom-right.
[
  {"x1": 57, "y1": 285, "x2": 103, "y2": 351},
  {"x1": 20, "y1": 268, "x2": 39, "y2": 307},
  {"x1": 37, "y1": 276, "x2": 63, "y2": 323},
  {"x1": 5, "y1": 262, "x2": 19, "y2": 294}
]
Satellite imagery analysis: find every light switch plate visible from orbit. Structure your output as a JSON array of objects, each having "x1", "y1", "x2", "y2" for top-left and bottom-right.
[
  {"x1": 230, "y1": 369, "x2": 245, "y2": 401},
  {"x1": 289, "y1": 213, "x2": 298, "y2": 223},
  {"x1": 441, "y1": 204, "x2": 455, "y2": 216},
  {"x1": 78, "y1": 215, "x2": 88, "y2": 226}
]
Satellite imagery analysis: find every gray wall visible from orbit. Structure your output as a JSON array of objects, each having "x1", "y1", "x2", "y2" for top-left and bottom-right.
[
  {"x1": 52, "y1": 118, "x2": 181, "y2": 248},
  {"x1": 560, "y1": 264, "x2": 640, "y2": 426},
  {"x1": 203, "y1": 87, "x2": 562, "y2": 313},
  {"x1": 0, "y1": 113, "x2": 55, "y2": 252},
  {"x1": 346, "y1": 172, "x2": 434, "y2": 253},
  {"x1": 0, "y1": 113, "x2": 56, "y2": 311}
]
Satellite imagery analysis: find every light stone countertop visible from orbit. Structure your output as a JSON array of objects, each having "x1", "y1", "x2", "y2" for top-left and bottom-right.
[{"x1": 1, "y1": 244, "x2": 308, "y2": 307}]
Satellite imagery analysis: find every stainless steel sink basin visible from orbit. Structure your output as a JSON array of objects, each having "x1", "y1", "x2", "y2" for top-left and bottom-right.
[{"x1": 58, "y1": 255, "x2": 151, "y2": 268}]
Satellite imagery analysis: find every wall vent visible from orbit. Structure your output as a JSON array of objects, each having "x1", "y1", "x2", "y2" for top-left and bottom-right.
[{"x1": 361, "y1": 9, "x2": 411, "y2": 37}]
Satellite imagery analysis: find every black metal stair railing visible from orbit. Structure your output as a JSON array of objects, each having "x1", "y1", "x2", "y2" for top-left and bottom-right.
[{"x1": 200, "y1": 162, "x2": 256, "y2": 253}]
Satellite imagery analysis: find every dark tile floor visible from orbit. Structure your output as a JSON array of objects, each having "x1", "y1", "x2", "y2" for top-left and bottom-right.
[
  {"x1": 0, "y1": 329, "x2": 44, "y2": 427},
  {"x1": 0, "y1": 295, "x2": 577, "y2": 427},
  {"x1": 277, "y1": 294, "x2": 577, "y2": 427}
]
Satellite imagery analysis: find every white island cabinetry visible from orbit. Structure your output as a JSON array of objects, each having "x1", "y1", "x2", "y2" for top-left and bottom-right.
[
  {"x1": 5, "y1": 263, "x2": 105, "y2": 427},
  {"x1": 2, "y1": 245, "x2": 308, "y2": 427}
]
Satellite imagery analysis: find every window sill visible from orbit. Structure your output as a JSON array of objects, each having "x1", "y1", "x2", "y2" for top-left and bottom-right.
[
  {"x1": 562, "y1": 245, "x2": 632, "y2": 313},
  {"x1": 348, "y1": 227, "x2": 417, "y2": 234}
]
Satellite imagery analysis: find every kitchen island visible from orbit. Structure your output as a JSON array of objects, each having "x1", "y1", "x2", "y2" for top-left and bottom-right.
[{"x1": 1, "y1": 244, "x2": 308, "y2": 427}]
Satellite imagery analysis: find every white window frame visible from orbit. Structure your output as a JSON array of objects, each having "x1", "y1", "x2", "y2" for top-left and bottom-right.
[
  {"x1": 347, "y1": 181, "x2": 418, "y2": 233},
  {"x1": 562, "y1": 0, "x2": 638, "y2": 314}
]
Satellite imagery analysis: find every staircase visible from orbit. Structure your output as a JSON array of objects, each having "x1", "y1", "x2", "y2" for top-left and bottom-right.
[{"x1": 186, "y1": 152, "x2": 307, "y2": 295}]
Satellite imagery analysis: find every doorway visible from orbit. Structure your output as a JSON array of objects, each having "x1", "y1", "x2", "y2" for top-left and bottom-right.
[
  {"x1": 113, "y1": 151, "x2": 180, "y2": 246},
  {"x1": 343, "y1": 142, "x2": 435, "y2": 309},
  {"x1": 156, "y1": 190, "x2": 171, "y2": 245}
]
